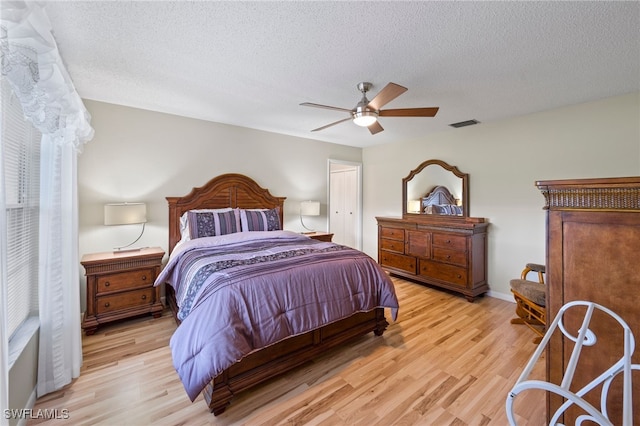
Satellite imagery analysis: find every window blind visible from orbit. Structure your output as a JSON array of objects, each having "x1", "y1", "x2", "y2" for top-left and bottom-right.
[{"x1": 1, "y1": 78, "x2": 41, "y2": 339}]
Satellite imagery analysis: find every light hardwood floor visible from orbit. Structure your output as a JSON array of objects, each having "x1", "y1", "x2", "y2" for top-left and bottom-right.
[{"x1": 29, "y1": 277, "x2": 546, "y2": 425}]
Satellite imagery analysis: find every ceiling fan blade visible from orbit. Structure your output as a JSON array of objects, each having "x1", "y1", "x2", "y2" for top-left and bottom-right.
[
  {"x1": 368, "y1": 121, "x2": 384, "y2": 135},
  {"x1": 367, "y1": 82, "x2": 408, "y2": 110},
  {"x1": 379, "y1": 107, "x2": 439, "y2": 117},
  {"x1": 300, "y1": 102, "x2": 353, "y2": 113},
  {"x1": 311, "y1": 117, "x2": 353, "y2": 132}
]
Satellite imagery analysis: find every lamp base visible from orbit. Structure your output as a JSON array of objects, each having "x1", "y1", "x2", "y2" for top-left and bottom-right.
[
  {"x1": 300, "y1": 215, "x2": 315, "y2": 233},
  {"x1": 112, "y1": 246, "x2": 146, "y2": 253},
  {"x1": 112, "y1": 223, "x2": 146, "y2": 253}
]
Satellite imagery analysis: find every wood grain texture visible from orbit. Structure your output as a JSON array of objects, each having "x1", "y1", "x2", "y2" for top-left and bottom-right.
[
  {"x1": 29, "y1": 277, "x2": 545, "y2": 425},
  {"x1": 538, "y1": 176, "x2": 640, "y2": 425}
]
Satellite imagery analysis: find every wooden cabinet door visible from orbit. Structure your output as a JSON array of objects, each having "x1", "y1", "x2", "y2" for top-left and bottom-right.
[
  {"x1": 406, "y1": 230, "x2": 431, "y2": 258},
  {"x1": 547, "y1": 210, "x2": 640, "y2": 425}
]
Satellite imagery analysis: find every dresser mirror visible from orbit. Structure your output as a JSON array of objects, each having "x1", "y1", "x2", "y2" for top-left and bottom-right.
[{"x1": 402, "y1": 159, "x2": 469, "y2": 219}]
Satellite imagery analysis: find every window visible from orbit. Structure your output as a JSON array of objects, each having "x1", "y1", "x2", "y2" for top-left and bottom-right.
[{"x1": 1, "y1": 78, "x2": 41, "y2": 339}]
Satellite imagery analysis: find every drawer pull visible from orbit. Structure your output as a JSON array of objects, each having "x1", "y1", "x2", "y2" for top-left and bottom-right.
[
  {"x1": 142, "y1": 275, "x2": 147, "y2": 281},
  {"x1": 457, "y1": 274, "x2": 462, "y2": 279},
  {"x1": 446, "y1": 240, "x2": 451, "y2": 244},
  {"x1": 446, "y1": 255, "x2": 451, "y2": 259},
  {"x1": 105, "y1": 282, "x2": 110, "y2": 287},
  {"x1": 141, "y1": 295, "x2": 147, "y2": 300},
  {"x1": 104, "y1": 302, "x2": 110, "y2": 308}
]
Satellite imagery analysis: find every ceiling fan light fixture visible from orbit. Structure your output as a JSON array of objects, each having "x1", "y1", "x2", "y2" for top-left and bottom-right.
[
  {"x1": 352, "y1": 110, "x2": 378, "y2": 127},
  {"x1": 301, "y1": 81, "x2": 438, "y2": 134}
]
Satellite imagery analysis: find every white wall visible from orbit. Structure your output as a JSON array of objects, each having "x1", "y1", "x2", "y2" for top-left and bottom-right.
[
  {"x1": 363, "y1": 92, "x2": 640, "y2": 300},
  {"x1": 78, "y1": 100, "x2": 362, "y2": 306}
]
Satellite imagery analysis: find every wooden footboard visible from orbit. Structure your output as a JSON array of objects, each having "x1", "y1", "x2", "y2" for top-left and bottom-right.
[
  {"x1": 166, "y1": 285, "x2": 387, "y2": 415},
  {"x1": 205, "y1": 307, "x2": 387, "y2": 415},
  {"x1": 165, "y1": 286, "x2": 389, "y2": 416}
]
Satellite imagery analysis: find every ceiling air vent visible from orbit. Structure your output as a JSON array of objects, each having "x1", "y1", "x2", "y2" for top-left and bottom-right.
[{"x1": 449, "y1": 119, "x2": 480, "y2": 128}]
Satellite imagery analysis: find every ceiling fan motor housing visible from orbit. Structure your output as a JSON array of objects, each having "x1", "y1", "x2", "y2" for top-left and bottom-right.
[
  {"x1": 357, "y1": 82, "x2": 373, "y2": 93},
  {"x1": 353, "y1": 82, "x2": 378, "y2": 126}
]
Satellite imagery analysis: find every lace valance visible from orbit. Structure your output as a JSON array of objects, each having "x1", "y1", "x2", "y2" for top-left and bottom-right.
[{"x1": 1, "y1": 1, "x2": 93, "y2": 150}]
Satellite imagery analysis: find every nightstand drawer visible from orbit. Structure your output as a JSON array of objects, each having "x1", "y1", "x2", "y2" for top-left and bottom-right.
[
  {"x1": 96, "y1": 288, "x2": 155, "y2": 315},
  {"x1": 97, "y1": 268, "x2": 154, "y2": 294}
]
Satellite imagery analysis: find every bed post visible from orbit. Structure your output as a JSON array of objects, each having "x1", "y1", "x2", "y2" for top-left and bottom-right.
[
  {"x1": 373, "y1": 308, "x2": 389, "y2": 336},
  {"x1": 203, "y1": 378, "x2": 234, "y2": 416}
]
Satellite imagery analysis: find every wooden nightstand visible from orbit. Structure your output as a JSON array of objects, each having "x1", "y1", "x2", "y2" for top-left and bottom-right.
[
  {"x1": 81, "y1": 247, "x2": 165, "y2": 335},
  {"x1": 304, "y1": 232, "x2": 334, "y2": 242}
]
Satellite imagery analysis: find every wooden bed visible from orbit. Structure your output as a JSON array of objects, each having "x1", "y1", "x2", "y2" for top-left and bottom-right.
[{"x1": 164, "y1": 173, "x2": 389, "y2": 415}]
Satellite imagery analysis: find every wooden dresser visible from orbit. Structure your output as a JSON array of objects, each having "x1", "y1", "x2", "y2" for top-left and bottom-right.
[
  {"x1": 81, "y1": 247, "x2": 165, "y2": 335},
  {"x1": 376, "y1": 216, "x2": 489, "y2": 301},
  {"x1": 537, "y1": 177, "x2": 640, "y2": 425}
]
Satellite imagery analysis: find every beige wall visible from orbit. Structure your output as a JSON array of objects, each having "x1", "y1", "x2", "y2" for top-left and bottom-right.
[
  {"x1": 363, "y1": 92, "x2": 640, "y2": 300},
  {"x1": 79, "y1": 92, "x2": 639, "y2": 304},
  {"x1": 78, "y1": 100, "x2": 362, "y2": 306}
]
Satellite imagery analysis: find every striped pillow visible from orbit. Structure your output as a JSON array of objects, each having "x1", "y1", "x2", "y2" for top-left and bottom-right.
[
  {"x1": 187, "y1": 208, "x2": 241, "y2": 238},
  {"x1": 240, "y1": 207, "x2": 281, "y2": 232}
]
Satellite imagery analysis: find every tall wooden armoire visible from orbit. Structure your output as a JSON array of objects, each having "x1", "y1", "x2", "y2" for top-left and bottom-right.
[{"x1": 537, "y1": 177, "x2": 640, "y2": 425}]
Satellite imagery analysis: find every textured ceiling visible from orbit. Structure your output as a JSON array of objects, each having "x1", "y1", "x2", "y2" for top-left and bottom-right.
[{"x1": 44, "y1": 1, "x2": 639, "y2": 148}]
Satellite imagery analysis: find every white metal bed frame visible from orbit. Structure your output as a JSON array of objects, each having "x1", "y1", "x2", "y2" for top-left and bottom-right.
[{"x1": 506, "y1": 300, "x2": 639, "y2": 426}]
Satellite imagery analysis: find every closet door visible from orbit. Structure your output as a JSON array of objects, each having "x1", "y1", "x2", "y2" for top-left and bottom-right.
[
  {"x1": 329, "y1": 168, "x2": 357, "y2": 247},
  {"x1": 329, "y1": 170, "x2": 345, "y2": 244},
  {"x1": 342, "y1": 168, "x2": 357, "y2": 247}
]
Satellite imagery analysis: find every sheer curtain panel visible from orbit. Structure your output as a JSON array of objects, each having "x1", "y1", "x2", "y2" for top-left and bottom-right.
[{"x1": 1, "y1": 0, "x2": 94, "y2": 404}]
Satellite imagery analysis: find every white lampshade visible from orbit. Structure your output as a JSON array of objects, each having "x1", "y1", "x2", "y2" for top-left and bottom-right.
[
  {"x1": 408, "y1": 199, "x2": 421, "y2": 213},
  {"x1": 300, "y1": 200, "x2": 320, "y2": 216},
  {"x1": 104, "y1": 202, "x2": 147, "y2": 226}
]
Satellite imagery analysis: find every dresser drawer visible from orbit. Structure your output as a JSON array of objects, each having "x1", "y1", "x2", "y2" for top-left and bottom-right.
[
  {"x1": 380, "y1": 251, "x2": 416, "y2": 274},
  {"x1": 380, "y1": 227, "x2": 405, "y2": 241},
  {"x1": 380, "y1": 238, "x2": 405, "y2": 253},
  {"x1": 432, "y1": 233, "x2": 466, "y2": 250},
  {"x1": 97, "y1": 268, "x2": 154, "y2": 294},
  {"x1": 419, "y1": 260, "x2": 467, "y2": 286},
  {"x1": 432, "y1": 247, "x2": 467, "y2": 267},
  {"x1": 96, "y1": 288, "x2": 155, "y2": 315}
]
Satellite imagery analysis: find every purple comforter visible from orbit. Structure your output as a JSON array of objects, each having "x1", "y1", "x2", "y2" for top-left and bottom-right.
[{"x1": 154, "y1": 230, "x2": 399, "y2": 401}]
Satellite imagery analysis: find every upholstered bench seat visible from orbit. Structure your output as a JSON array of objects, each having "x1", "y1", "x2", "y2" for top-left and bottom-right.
[
  {"x1": 509, "y1": 279, "x2": 545, "y2": 307},
  {"x1": 510, "y1": 263, "x2": 546, "y2": 343}
]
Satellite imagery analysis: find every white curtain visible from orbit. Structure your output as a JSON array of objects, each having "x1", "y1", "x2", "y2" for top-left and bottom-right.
[
  {"x1": 0, "y1": 0, "x2": 94, "y2": 402},
  {"x1": 0, "y1": 121, "x2": 10, "y2": 426}
]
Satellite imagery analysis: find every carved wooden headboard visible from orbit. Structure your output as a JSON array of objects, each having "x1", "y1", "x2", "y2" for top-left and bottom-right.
[
  {"x1": 421, "y1": 185, "x2": 457, "y2": 209},
  {"x1": 166, "y1": 173, "x2": 286, "y2": 254}
]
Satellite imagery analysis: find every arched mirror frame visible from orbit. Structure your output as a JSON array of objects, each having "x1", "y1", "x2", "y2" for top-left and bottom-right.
[{"x1": 402, "y1": 159, "x2": 469, "y2": 219}]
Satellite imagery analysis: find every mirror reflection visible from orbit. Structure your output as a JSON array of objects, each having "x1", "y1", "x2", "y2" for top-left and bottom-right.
[{"x1": 403, "y1": 159, "x2": 469, "y2": 218}]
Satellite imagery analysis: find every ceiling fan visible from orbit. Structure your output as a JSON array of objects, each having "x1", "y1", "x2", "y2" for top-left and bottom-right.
[{"x1": 300, "y1": 82, "x2": 439, "y2": 135}]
